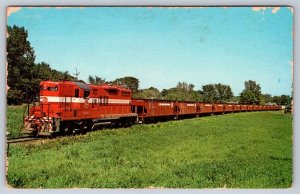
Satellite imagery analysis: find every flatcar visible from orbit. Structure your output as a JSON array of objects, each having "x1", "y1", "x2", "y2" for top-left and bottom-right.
[{"x1": 23, "y1": 80, "x2": 282, "y2": 136}]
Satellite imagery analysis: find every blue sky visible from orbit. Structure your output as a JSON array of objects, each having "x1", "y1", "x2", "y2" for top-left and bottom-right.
[{"x1": 7, "y1": 7, "x2": 293, "y2": 96}]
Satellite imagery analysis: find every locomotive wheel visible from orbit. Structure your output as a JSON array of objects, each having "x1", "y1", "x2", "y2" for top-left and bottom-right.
[
  {"x1": 63, "y1": 122, "x2": 74, "y2": 136},
  {"x1": 64, "y1": 125, "x2": 74, "y2": 136},
  {"x1": 50, "y1": 132, "x2": 57, "y2": 138},
  {"x1": 66, "y1": 128, "x2": 74, "y2": 136},
  {"x1": 32, "y1": 130, "x2": 39, "y2": 137},
  {"x1": 80, "y1": 122, "x2": 87, "y2": 135},
  {"x1": 80, "y1": 128, "x2": 87, "y2": 135}
]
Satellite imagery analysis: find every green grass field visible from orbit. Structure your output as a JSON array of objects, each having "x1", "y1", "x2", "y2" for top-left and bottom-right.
[
  {"x1": 6, "y1": 104, "x2": 28, "y2": 138},
  {"x1": 6, "y1": 109, "x2": 292, "y2": 188}
]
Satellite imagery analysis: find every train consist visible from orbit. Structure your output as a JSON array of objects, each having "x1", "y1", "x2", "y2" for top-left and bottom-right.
[{"x1": 23, "y1": 81, "x2": 282, "y2": 136}]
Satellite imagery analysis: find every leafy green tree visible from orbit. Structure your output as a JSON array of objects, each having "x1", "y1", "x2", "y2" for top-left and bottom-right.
[
  {"x1": 134, "y1": 87, "x2": 161, "y2": 99},
  {"x1": 239, "y1": 80, "x2": 262, "y2": 104},
  {"x1": 280, "y1": 95, "x2": 292, "y2": 105},
  {"x1": 111, "y1": 76, "x2": 139, "y2": 94},
  {"x1": 162, "y1": 87, "x2": 186, "y2": 101},
  {"x1": 88, "y1": 75, "x2": 106, "y2": 85},
  {"x1": 33, "y1": 62, "x2": 77, "y2": 82},
  {"x1": 33, "y1": 62, "x2": 52, "y2": 80},
  {"x1": 177, "y1": 82, "x2": 195, "y2": 92},
  {"x1": 214, "y1": 84, "x2": 234, "y2": 102},
  {"x1": 161, "y1": 82, "x2": 202, "y2": 101},
  {"x1": 161, "y1": 89, "x2": 168, "y2": 97},
  {"x1": 261, "y1": 94, "x2": 273, "y2": 104},
  {"x1": 163, "y1": 88, "x2": 202, "y2": 101},
  {"x1": 200, "y1": 84, "x2": 216, "y2": 103},
  {"x1": 230, "y1": 96, "x2": 240, "y2": 103},
  {"x1": 189, "y1": 90, "x2": 203, "y2": 101},
  {"x1": 201, "y1": 83, "x2": 233, "y2": 103},
  {"x1": 7, "y1": 89, "x2": 23, "y2": 105},
  {"x1": 272, "y1": 95, "x2": 291, "y2": 105},
  {"x1": 7, "y1": 25, "x2": 36, "y2": 104}
]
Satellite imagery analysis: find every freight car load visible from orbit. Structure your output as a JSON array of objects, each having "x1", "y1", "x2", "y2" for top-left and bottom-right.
[{"x1": 23, "y1": 80, "x2": 282, "y2": 137}]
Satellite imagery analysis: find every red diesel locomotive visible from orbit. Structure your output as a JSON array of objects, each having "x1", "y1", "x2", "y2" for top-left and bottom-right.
[
  {"x1": 23, "y1": 80, "x2": 282, "y2": 136},
  {"x1": 24, "y1": 81, "x2": 137, "y2": 136}
]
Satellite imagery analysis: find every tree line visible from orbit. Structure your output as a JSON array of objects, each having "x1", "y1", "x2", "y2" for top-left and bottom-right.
[
  {"x1": 87, "y1": 75, "x2": 291, "y2": 106},
  {"x1": 7, "y1": 25, "x2": 292, "y2": 106}
]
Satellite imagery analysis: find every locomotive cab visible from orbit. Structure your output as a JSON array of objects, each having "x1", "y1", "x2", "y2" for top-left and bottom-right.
[{"x1": 39, "y1": 82, "x2": 59, "y2": 103}]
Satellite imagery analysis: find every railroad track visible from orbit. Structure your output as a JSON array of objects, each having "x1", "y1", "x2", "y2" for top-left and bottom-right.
[{"x1": 7, "y1": 136, "x2": 43, "y2": 144}]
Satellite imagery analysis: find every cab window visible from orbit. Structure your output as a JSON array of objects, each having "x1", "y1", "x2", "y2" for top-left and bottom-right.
[
  {"x1": 75, "y1": 89, "x2": 79, "y2": 97},
  {"x1": 107, "y1": 89, "x2": 118, "y2": 95},
  {"x1": 84, "y1": 90, "x2": 90, "y2": 98}
]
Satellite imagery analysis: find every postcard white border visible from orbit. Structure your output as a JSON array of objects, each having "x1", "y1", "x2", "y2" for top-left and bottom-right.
[{"x1": 1, "y1": 1, "x2": 298, "y2": 194}]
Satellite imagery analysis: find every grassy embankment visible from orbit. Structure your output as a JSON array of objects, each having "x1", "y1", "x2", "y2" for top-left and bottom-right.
[{"x1": 6, "y1": 107, "x2": 292, "y2": 188}]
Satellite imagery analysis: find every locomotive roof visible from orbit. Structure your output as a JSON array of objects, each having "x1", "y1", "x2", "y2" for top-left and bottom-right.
[
  {"x1": 74, "y1": 82, "x2": 91, "y2": 90},
  {"x1": 97, "y1": 84, "x2": 131, "y2": 91},
  {"x1": 40, "y1": 80, "x2": 131, "y2": 92}
]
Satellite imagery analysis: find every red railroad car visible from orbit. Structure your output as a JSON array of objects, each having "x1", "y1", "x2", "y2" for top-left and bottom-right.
[
  {"x1": 131, "y1": 99, "x2": 202, "y2": 123},
  {"x1": 213, "y1": 103, "x2": 224, "y2": 114},
  {"x1": 233, "y1": 104, "x2": 241, "y2": 112},
  {"x1": 199, "y1": 103, "x2": 213, "y2": 114},
  {"x1": 254, "y1": 105, "x2": 259, "y2": 111},
  {"x1": 248, "y1": 105, "x2": 254, "y2": 111},
  {"x1": 178, "y1": 101, "x2": 198, "y2": 116},
  {"x1": 241, "y1": 105, "x2": 248, "y2": 111},
  {"x1": 224, "y1": 104, "x2": 234, "y2": 112},
  {"x1": 212, "y1": 103, "x2": 224, "y2": 114},
  {"x1": 131, "y1": 99, "x2": 178, "y2": 123}
]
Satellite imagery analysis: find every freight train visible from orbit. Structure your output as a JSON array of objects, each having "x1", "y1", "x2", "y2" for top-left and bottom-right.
[{"x1": 23, "y1": 80, "x2": 282, "y2": 136}]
